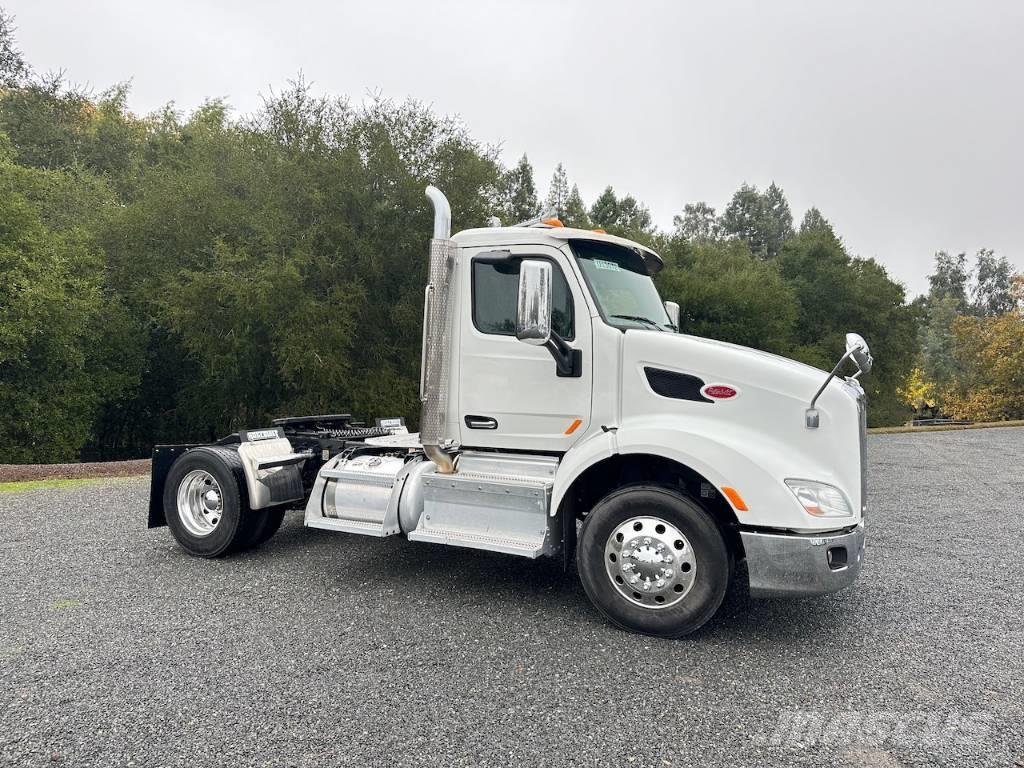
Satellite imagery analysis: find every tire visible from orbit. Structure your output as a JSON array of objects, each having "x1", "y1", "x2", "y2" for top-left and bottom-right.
[
  {"x1": 163, "y1": 447, "x2": 262, "y2": 558},
  {"x1": 576, "y1": 484, "x2": 729, "y2": 638},
  {"x1": 239, "y1": 506, "x2": 287, "y2": 550}
]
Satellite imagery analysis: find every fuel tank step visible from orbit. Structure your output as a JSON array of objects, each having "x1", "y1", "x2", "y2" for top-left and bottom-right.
[
  {"x1": 406, "y1": 452, "x2": 558, "y2": 559},
  {"x1": 407, "y1": 527, "x2": 546, "y2": 558}
]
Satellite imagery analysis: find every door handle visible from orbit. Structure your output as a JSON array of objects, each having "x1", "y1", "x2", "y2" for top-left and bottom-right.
[{"x1": 464, "y1": 415, "x2": 498, "y2": 430}]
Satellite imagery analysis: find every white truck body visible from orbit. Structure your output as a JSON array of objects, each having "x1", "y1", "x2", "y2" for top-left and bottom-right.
[{"x1": 151, "y1": 186, "x2": 869, "y2": 636}]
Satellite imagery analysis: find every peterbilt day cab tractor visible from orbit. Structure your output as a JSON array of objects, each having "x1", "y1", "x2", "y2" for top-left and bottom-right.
[{"x1": 148, "y1": 186, "x2": 872, "y2": 638}]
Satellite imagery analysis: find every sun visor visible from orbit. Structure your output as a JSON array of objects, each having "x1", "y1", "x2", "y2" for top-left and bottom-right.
[{"x1": 544, "y1": 228, "x2": 664, "y2": 275}]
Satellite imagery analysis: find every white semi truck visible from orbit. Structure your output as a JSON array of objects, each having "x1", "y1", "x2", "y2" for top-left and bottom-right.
[{"x1": 148, "y1": 186, "x2": 870, "y2": 637}]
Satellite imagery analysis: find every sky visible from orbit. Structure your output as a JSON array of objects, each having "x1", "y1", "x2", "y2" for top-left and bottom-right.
[{"x1": 7, "y1": 0, "x2": 1023, "y2": 296}]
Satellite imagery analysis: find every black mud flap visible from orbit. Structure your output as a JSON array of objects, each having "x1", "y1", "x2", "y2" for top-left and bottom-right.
[{"x1": 148, "y1": 444, "x2": 204, "y2": 528}]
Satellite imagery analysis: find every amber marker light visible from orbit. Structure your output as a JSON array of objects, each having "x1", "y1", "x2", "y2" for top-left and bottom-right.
[{"x1": 721, "y1": 486, "x2": 749, "y2": 512}]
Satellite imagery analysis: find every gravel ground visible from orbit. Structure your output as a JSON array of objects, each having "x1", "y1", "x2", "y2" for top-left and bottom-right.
[{"x1": 1, "y1": 430, "x2": 1022, "y2": 767}]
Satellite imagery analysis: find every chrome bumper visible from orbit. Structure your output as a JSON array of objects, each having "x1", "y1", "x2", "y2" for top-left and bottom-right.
[{"x1": 740, "y1": 524, "x2": 865, "y2": 598}]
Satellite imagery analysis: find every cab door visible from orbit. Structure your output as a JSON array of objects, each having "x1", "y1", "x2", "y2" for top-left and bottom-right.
[{"x1": 457, "y1": 244, "x2": 593, "y2": 453}]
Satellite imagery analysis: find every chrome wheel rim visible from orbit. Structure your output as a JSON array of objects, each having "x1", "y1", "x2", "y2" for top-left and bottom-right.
[
  {"x1": 604, "y1": 516, "x2": 697, "y2": 609},
  {"x1": 176, "y1": 470, "x2": 223, "y2": 537}
]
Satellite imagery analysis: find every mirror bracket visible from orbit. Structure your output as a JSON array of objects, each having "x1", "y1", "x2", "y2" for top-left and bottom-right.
[
  {"x1": 806, "y1": 350, "x2": 855, "y2": 428},
  {"x1": 545, "y1": 332, "x2": 583, "y2": 378}
]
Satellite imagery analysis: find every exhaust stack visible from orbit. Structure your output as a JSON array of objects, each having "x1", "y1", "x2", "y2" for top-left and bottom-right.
[
  {"x1": 419, "y1": 186, "x2": 456, "y2": 474},
  {"x1": 425, "y1": 185, "x2": 451, "y2": 239}
]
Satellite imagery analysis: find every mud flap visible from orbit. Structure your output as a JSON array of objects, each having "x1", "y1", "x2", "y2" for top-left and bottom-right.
[{"x1": 148, "y1": 443, "x2": 204, "y2": 528}]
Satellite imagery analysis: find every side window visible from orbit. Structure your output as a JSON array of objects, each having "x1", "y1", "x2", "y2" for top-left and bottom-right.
[{"x1": 472, "y1": 259, "x2": 575, "y2": 340}]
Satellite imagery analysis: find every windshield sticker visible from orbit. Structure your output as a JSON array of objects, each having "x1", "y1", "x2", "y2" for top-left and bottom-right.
[{"x1": 593, "y1": 259, "x2": 622, "y2": 272}]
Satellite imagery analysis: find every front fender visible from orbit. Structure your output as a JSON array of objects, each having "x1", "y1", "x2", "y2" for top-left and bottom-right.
[{"x1": 555, "y1": 415, "x2": 858, "y2": 531}]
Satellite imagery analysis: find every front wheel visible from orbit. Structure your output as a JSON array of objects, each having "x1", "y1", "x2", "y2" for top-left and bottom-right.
[{"x1": 576, "y1": 485, "x2": 729, "y2": 638}]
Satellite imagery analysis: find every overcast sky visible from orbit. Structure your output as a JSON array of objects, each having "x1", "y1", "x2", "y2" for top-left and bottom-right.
[{"x1": 8, "y1": 0, "x2": 1023, "y2": 295}]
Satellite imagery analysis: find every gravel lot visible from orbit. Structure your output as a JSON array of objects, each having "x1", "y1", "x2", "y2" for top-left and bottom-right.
[{"x1": 2, "y1": 430, "x2": 1022, "y2": 767}]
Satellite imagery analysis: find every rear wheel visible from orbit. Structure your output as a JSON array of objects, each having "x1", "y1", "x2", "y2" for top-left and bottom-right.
[
  {"x1": 164, "y1": 447, "x2": 264, "y2": 557},
  {"x1": 577, "y1": 485, "x2": 729, "y2": 638},
  {"x1": 241, "y1": 506, "x2": 287, "y2": 549}
]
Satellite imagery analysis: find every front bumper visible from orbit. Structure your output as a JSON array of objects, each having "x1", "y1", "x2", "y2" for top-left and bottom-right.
[{"x1": 740, "y1": 524, "x2": 865, "y2": 598}]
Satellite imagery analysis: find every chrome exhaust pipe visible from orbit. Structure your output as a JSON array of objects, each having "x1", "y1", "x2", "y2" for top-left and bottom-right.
[
  {"x1": 420, "y1": 186, "x2": 456, "y2": 474},
  {"x1": 425, "y1": 185, "x2": 451, "y2": 239}
]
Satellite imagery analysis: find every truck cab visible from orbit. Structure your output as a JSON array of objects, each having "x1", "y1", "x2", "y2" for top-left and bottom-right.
[{"x1": 149, "y1": 186, "x2": 869, "y2": 638}]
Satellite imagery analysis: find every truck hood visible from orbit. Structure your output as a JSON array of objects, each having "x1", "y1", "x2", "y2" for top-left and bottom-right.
[
  {"x1": 618, "y1": 328, "x2": 865, "y2": 528},
  {"x1": 624, "y1": 329, "x2": 829, "y2": 402}
]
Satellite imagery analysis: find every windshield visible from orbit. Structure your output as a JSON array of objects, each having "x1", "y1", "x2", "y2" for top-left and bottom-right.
[{"x1": 572, "y1": 241, "x2": 675, "y2": 331}]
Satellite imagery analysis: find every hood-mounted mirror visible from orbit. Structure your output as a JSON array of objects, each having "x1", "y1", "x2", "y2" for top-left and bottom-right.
[
  {"x1": 845, "y1": 332, "x2": 873, "y2": 376},
  {"x1": 806, "y1": 332, "x2": 874, "y2": 428}
]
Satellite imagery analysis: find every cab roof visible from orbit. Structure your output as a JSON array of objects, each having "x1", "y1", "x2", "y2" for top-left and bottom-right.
[{"x1": 452, "y1": 225, "x2": 664, "y2": 275}]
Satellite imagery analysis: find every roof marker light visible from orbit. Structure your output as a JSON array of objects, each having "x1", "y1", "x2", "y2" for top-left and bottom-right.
[{"x1": 542, "y1": 217, "x2": 564, "y2": 227}]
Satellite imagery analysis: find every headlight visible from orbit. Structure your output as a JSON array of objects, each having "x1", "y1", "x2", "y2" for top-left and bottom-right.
[{"x1": 785, "y1": 479, "x2": 853, "y2": 518}]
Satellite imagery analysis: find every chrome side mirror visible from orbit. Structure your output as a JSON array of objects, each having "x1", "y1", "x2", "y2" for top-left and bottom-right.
[
  {"x1": 845, "y1": 332, "x2": 873, "y2": 375},
  {"x1": 516, "y1": 260, "x2": 553, "y2": 346},
  {"x1": 664, "y1": 301, "x2": 680, "y2": 331},
  {"x1": 806, "y1": 331, "x2": 874, "y2": 428}
]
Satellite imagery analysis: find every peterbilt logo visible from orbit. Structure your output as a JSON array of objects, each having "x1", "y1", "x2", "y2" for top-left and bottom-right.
[{"x1": 701, "y1": 384, "x2": 739, "y2": 400}]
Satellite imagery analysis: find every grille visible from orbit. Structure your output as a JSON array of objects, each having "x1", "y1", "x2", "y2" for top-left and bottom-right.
[{"x1": 857, "y1": 391, "x2": 867, "y2": 516}]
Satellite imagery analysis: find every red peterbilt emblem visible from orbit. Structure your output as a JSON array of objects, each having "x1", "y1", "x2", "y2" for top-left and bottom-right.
[{"x1": 702, "y1": 384, "x2": 738, "y2": 400}]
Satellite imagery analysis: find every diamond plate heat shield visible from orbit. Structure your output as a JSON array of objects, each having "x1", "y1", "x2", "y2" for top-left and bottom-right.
[{"x1": 420, "y1": 238, "x2": 457, "y2": 445}]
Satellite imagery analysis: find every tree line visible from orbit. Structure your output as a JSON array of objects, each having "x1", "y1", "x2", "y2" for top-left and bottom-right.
[{"x1": 0, "y1": 11, "x2": 1019, "y2": 463}]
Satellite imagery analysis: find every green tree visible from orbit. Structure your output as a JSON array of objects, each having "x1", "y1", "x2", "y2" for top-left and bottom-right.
[
  {"x1": 617, "y1": 194, "x2": 653, "y2": 238},
  {"x1": 777, "y1": 231, "x2": 918, "y2": 425},
  {"x1": 657, "y1": 238, "x2": 797, "y2": 352},
  {"x1": 920, "y1": 296, "x2": 960, "y2": 388},
  {"x1": 0, "y1": 148, "x2": 137, "y2": 461},
  {"x1": 799, "y1": 207, "x2": 837, "y2": 241},
  {"x1": 718, "y1": 182, "x2": 793, "y2": 258},
  {"x1": 563, "y1": 183, "x2": 589, "y2": 228},
  {"x1": 673, "y1": 202, "x2": 718, "y2": 242},
  {"x1": 972, "y1": 248, "x2": 1017, "y2": 316},
  {"x1": 0, "y1": 9, "x2": 28, "y2": 87},
  {"x1": 761, "y1": 182, "x2": 794, "y2": 257},
  {"x1": 497, "y1": 153, "x2": 538, "y2": 223},
  {"x1": 589, "y1": 185, "x2": 619, "y2": 228},
  {"x1": 927, "y1": 250, "x2": 970, "y2": 310},
  {"x1": 587, "y1": 186, "x2": 654, "y2": 242},
  {"x1": 545, "y1": 162, "x2": 569, "y2": 218},
  {"x1": 942, "y1": 312, "x2": 1024, "y2": 421},
  {"x1": 96, "y1": 88, "x2": 502, "y2": 453}
]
